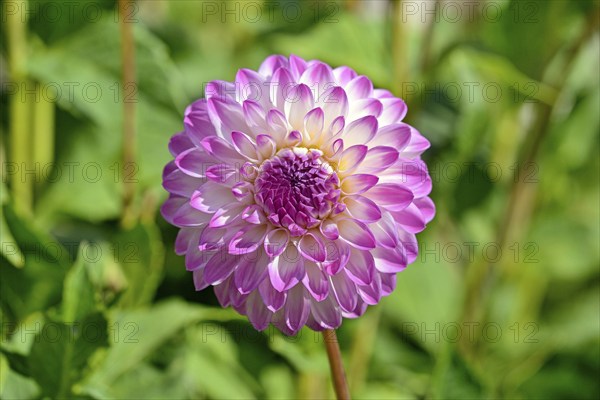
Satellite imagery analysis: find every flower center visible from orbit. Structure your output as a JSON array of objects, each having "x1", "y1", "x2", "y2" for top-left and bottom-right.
[{"x1": 254, "y1": 147, "x2": 340, "y2": 236}]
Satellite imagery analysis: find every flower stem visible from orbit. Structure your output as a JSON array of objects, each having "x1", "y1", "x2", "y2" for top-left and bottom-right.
[
  {"x1": 6, "y1": 0, "x2": 32, "y2": 216},
  {"x1": 322, "y1": 329, "x2": 350, "y2": 400},
  {"x1": 119, "y1": 0, "x2": 137, "y2": 228}
]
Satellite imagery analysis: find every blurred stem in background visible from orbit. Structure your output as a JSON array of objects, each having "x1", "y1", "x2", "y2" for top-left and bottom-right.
[
  {"x1": 461, "y1": 3, "x2": 600, "y2": 358},
  {"x1": 419, "y1": 0, "x2": 441, "y2": 73},
  {"x1": 349, "y1": 305, "x2": 382, "y2": 394},
  {"x1": 119, "y1": 0, "x2": 138, "y2": 228},
  {"x1": 33, "y1": 84, "x2": 55, "y2": 190},
  {"x1": 5, "y1": 0, "x2": 32, "y2": 216},
  {"x1": 391, "y1": 0, "x2": 407, "y2": 94}
]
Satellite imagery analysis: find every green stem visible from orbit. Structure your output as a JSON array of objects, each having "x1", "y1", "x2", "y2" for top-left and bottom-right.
[
  {"x1": 460, "y1": 7, "x2": 600, "y2": 346},
  {"x1": 6, "y1": 0, "x2": 32, "y2": 216},
  {"x1": 348, "y1": 306, "x2": 381, "y2": 394},
  {"x1": 390, "y1": 0, "x2": 407, "y2": 95},
  {"x1": 33, "y1": 83, "x2": 55, "y2": 188},
  {"x1": 119, "y1": 0, "x2": 137, "y2": 228}
]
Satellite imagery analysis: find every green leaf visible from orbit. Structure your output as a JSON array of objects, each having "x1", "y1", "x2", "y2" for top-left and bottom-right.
[
  {"x1": 62, "y1": 242, "x2": 98, "y2": 322},
  {"x1": 115, "y1": 222, "x2": 165, "y2": 307},
  {"x1": 382, "y1": 236, "x2": 462, "y2": 354},
  {"x1": 0, "y1": 205, "x2": 69, "y2": 320},
  {"x1": 26, "y1": 17, "x2": 184, "y2": 222},
  {"x1": 451, "y1": 162, "x2": 495, "y2": 217},
  {"x1": 271, "y1": 13, "x2": 390, "y2": 86},
  {"x1": 0, "y1": 181, "x2": 24, "y2": 268},
  {"x1": 261, "y1": 365, "x2": 295, "y2": 400},
  {"x1": 27, "y1": 313, "x2": 108, "y2": 398},
  {"x1": 0, "y1": 354, "x2": 40, "y2": 400},
  {"x1": 269, "y1": 328, "x2": 329, "y2": 374},
  {"x1": 81, "y1": 299, "x2": 210, "y2": 395}
]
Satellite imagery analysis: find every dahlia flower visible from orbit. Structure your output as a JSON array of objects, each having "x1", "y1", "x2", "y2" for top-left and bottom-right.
[{"x1": 161, "y1": 55, "x2": 434, "y2": 335}]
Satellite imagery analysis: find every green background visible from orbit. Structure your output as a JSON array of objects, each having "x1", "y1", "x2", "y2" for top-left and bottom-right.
[{"x1": 1, "y1": 0, "x2": 599, "y2": 398}]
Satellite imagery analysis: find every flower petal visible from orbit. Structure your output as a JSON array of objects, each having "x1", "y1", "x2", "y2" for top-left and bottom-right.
[
  {"x1": 229, "y1": 224, "x2": 268, "y2": 254},
  {"x1": 185, "y1": 246, "x2": 211, "y2": 272},
  {"x1": 193, "y1": 268, "x2": 210, "y2": 291},
  {"x1": 381, "y1": 273, "x2": 397, "y2": 296},
  {"x1": 342, "y1": 115, "x2": 378, "y2": 147},
  {"x1": 209, "y1": 203, "x2": 245, "y2": 228},
  {"x1": 333, "y1": 66, "x2": 357, "y2": 86},
  {"x1": 369, "y1": 123, "x2": 411, "y2": 150},
  {"x1": 372, "y1": 247, "x2": 407, "y2": 273},
  {"x1": 256, "y1": 134, "x2": 276, "y2": 160},
  {"x1": 289, "y1": 54, "x2": 308, "y2": 80},
  {"x1": 242, "y1": 205, "x2": 267, "y2": 224},
  {"x1": 299, "y1": 61, "x2": 335, "y2": 98},
  {"x1": 302, "y1": 261, "x2": 329, "y2": 301},
  {"x1": 304, "y1": 107, "x2": 324, "y2": 144},
  {"x1": 204, "y1": 250, "x2": 239, "y2": 285},
  {"x1": 345, "y1": 248, "x2": 375, "y2": 286},
  {"x1": 381, "y1": 159, "x2": 432, "y2": 198},
  {"x1": 357, "y1": 273, "x2": 382, "y2": 305},
  {"x1": 330, "y1": 271, "x2": 358, "y2": 313},
  {"x1": 184, "y1": 99, "x2": 218, "y2": 146},
  {"x1": 242, "y1": 100, "x2": 269, "y2": 134},
  {"x1": 284, "y1": 284, "x2": 311, "y2": 333},
  {"x1": 175, "y1": 148, "x2": 213, "y2": 178},
  {"x1": 390, "y1": 203, "x2": 426, "y2": 233},
  {"x1": 364, "y1": 183, "x2": 414, "y2": 212},
  {"x1": 338, "y1": 145, "x2": 368, "y2": 174},
  {"x1": 175, "y1": 227, "x2": 199, "y2": 255},
  {"x1": 205, "y1": 163, "x2": 237, "y2": 184},
  {"x1": 310, "y1": 296, "x2": 342, "y2": 329},
  {"x1": 207, "y1": 97, "x2": 250, "y2": 141},
  {"x1": 200, "y1": 136, "x2": 245, "y2": 163},
  {"x1": 264, "y1": 228, "x2": 290, "y2": 258},
  {"x1": 199, "y1": 225, "x2": 226, "y2": 251},
  {"x1": 401, "y1": 125, "x2": 431, "y2": 158},
  {"x1": 172, "y1": 201, "x2": 212, "y2": 227},
  {"x1": 414, "y1": 196, "x2": 436, "y2": 223},
  {"x1": 343, "y1": 195, "x2": 382, "y2": 222},
  {"x1": 259, "y1": 279, "x2": 287, "y2": 312},
  {"x1": 271, "y1": 67, "x2": 295, "y2": 112},
  {"x1": 234, "y1": 251, "x2": 268, "y2": 294},
  {"x1": 378, "y1": 98, "x2": 407, "y2": 126},
  {"x1": 190, "y1": 181, "x2": 235, "y2": 213},
  {"x1": 322, "y1": 239, "x2": 350, "y2": 275},
  {"x1": 163, "y1": 168, "x2": 202, "y2": 197},
  {"x1": 169, "y1": 132, "x2": 194, "y2": 156},
  {"x1": 236, "y1": 68, "x2": 268, "y2": 107},
  {"x1": 320, "y1": 86, "x2": 349, "y2": 130},
  {"x1": 348, "y1": 98, "x2": 382, "y2": 122},
  {"x1": 259, "y1": 55, "x2": 289, "y2": 78},
  {"x1": 359, "y1": 146, "x2": 399, "y2": 174},
  {"x1": 369, "y1": 211, "x2": 400, "y2": 249},
  {"x1": 298, "y1": 232, "x2": 327, "y2": 263},
  {"x1": 284, "y1": 84, "x2": 314, "y2": 131},
  {"x1": 345, "y1": 76, "x2": 373, "y2": 100},
  {"x1": 341, "y1": 174, "x2": 379, "y2": 195},
  {"x1": 231, "y1": 130, "x2": 258, "y2": 161},
  {"x1": 337, "y1": 218, "x2": 376, "y2": 250},
  {"x1": 319, "y1": 219, "x2": 339, "y2": 240},
  {"x1": 246, "y1": 290, "x2": 271, "y2": 331},
  {"x1": 268, "y1": 246, "x2": 305, "y2": 292}
]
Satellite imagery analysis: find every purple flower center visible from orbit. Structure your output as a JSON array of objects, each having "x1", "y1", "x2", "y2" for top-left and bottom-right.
[{"x1": 254, "y1": 148, "x2": 341, "y2": 236}]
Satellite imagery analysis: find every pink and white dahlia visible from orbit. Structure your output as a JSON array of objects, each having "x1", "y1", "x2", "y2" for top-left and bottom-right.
[{"x1": 161, "y1": 55, "x2": 435, "y2": 335}]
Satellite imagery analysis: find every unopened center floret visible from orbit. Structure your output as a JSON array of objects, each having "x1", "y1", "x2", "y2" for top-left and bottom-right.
[{"x1": 254, "y1": 148, "x2": 340, "y2": 236}]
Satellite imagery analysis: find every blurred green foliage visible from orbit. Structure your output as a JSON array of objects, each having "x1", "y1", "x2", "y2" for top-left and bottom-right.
[{"x1": 1, "y1": 0, "x2": 599, "y2": 399}]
